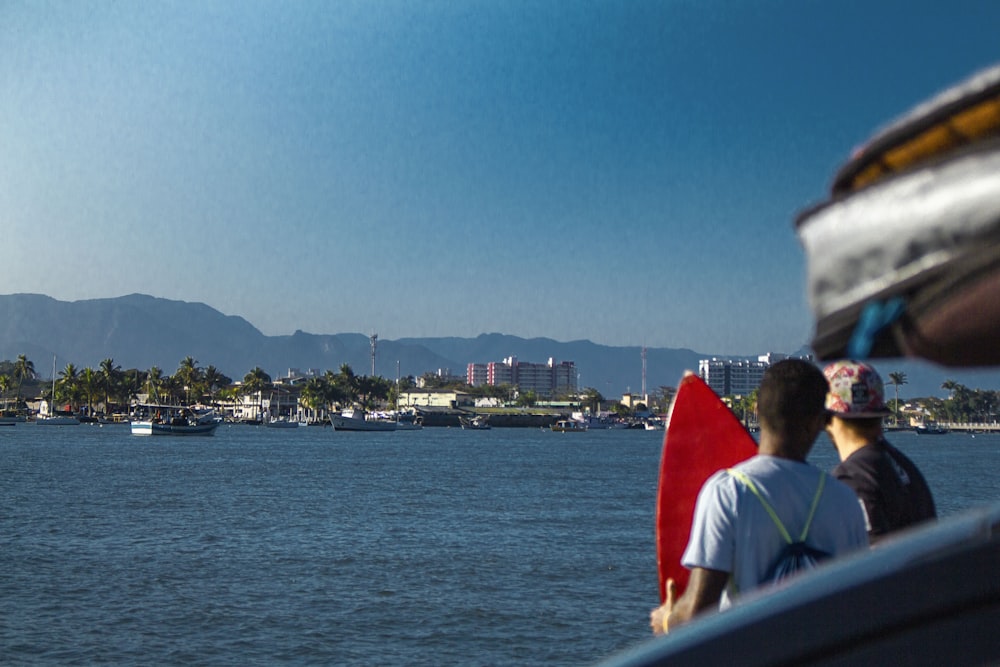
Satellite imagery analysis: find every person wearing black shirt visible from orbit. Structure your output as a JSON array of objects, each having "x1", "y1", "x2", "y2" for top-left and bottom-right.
[{"x1": 824, "y1": 360, "x2": 937, "y2": 544}]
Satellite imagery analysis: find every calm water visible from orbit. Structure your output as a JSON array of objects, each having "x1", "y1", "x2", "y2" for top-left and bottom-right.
[{"x1": 1, "y1": 425, "x2": 998, "y2": 666}]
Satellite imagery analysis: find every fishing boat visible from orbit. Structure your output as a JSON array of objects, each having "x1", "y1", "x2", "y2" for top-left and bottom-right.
[
  {"x1": 130, "y1": 405, "x2": 220, "y2": 436},
  {"x1": 331, "y1": 408, "x2": 397, "y2": 432},
  {"x1": 459, "y1": 415, "x2": 491, "y2": 430},
  {"x1": 551, "y1": 419, "x2": 588, "y2": 432}
]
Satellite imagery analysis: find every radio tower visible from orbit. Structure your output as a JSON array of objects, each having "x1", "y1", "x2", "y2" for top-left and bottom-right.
[
  {"x1": 370, "y1": 333, "x2": 378, "y2": 376},
  {"x1": 641, "y1": 346, "x2": 647, "y2": 399}
]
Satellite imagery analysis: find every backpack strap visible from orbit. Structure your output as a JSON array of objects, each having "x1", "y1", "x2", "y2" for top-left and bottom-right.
[{"x1": 728, "y1": 469, "x2": 827, "y2": 543}]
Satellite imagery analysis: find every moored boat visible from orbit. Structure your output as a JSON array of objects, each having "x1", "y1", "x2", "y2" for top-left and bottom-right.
[
  {"x1": 582, "y1": 415, "x2": 629, "y2": 430},
  {"x1": 459, "y1": 415, "x2": 491, "y2": 430},
  {"x1": 36, "y1": 356, "x2": 80, "y2": 425},
  {"x1": 35, "y1": 406, "x2": 80, "y2": 426},
  {"x1": 265, "y1": 416, "x2": 300, "y2": 429},
  {"x1": 551, "y1": 419, "x2": 588, "y2": 432},
  {"x1": 394, "y1": 411, "x2": 424, "y2": 430},
  {"x1": 331, "y1": 408, "x2": 397, "y2": 432},
  {"x1": 915, "y1": 424, "x2": 950, "y2": 435},
  {"x1": 0, "y1": 408, "x2": 25, "y2": 426},
  {"x1": 644, "y1": 418, "x2": 665, "y2": 431},
  {"x1": 131, "y1": 405, "x2": 220, "y2": 436}
]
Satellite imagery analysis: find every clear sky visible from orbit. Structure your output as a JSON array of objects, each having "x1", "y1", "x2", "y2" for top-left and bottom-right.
[{"x1": 2, "y1": 1, "x2": 997, "y2": 355}]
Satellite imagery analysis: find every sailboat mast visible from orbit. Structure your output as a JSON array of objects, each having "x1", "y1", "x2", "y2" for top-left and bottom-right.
[{"x1": 51, "y1": 355, "x2": 57, "y2": 413}]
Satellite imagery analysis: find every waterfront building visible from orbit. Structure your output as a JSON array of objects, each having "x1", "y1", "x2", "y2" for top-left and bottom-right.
[
  {"x1": 466, "y1": 356, "x2": 577, "y2": 398},
  {"x1": 698, "y1": 353, "x2": 809, "y2": 397},
  {"x1": 397, "y1": 389, "x2": 474, "y2": 409}
]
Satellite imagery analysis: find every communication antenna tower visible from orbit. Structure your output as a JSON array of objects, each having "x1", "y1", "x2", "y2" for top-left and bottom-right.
[
  {"x1": 370, "y1": 333, "x2": 378, "y2": 376},
  {"x1": 642, "y1": 346, "x2": 647, "y2": 398}
]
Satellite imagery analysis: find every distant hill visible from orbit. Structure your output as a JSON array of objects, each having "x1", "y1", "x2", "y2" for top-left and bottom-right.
[{"x1": 0, "y1": 293, "x2": 996, "y2": 398}]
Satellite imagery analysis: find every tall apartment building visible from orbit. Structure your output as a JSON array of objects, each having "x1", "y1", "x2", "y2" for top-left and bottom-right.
[
  {"x1": 466, "y1": 356, "x2": 577, "y2": 398},
  {"x1": 699, "y1": 353, "x2": 804, "y2": 397}
]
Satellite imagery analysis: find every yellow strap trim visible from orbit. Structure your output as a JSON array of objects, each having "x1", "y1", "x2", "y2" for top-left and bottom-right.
[
  {"x1": 728, "y1": 469, "x2": 826, "y2": 544},
  {"x1": 846, "y1": 96, "x2": 1000, "y2": 192}
]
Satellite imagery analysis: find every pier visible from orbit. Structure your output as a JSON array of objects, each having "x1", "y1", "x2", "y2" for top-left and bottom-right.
[{"x1": 933, "y1": 422, "x2": 1000, "y2": 433}]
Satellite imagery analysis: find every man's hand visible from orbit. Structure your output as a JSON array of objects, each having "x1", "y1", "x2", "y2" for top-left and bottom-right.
[{"x1": 649, "y1": 578, "x2": 678, "y2": 635}]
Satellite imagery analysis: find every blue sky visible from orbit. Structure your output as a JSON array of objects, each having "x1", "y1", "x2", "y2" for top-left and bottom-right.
[{"x1": 2, "y1": 1, "x2": 997, "y2": 356}]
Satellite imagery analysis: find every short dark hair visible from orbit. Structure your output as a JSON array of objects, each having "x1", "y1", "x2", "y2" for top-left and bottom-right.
[{"x1": 757, "y1": 359, "x2": 828, "y2": 437}]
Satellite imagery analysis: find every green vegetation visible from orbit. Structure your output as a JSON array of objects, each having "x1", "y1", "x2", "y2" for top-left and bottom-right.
[{"x1": 12, "y1": 354, "x2": 990, "y2": 426}]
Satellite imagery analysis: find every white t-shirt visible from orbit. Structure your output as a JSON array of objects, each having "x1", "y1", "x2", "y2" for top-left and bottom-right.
[{"x1": 682, "y1": 454, "x2": 868, "y2": 609}]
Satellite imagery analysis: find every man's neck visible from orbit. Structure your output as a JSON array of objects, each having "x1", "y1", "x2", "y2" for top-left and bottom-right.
[
  {"x1": 757, "y1": 433, "x2": 808, "y2": 462},
  {"x1": 829, "y1": 418, "x2": 881, "y2": 460}
]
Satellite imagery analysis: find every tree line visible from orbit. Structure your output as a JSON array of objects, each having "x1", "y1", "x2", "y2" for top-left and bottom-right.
[{"x1": 0, "y1": 354, "x2": 628, "y2": 417}]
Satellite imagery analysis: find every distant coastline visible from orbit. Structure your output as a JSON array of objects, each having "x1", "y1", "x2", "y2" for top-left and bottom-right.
[{"x1": 0, "y1": 293, "x2": 997, "y2": 398}]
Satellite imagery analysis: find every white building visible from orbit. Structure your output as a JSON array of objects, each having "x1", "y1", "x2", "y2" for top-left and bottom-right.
[{"x1": 698, "y1": 353, "x2": 810, "y2": 397}]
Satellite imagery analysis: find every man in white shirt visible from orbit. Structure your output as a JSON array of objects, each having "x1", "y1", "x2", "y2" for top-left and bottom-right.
[{"x1": 651, "y1": 359, "x2": 868, "y2": 634}]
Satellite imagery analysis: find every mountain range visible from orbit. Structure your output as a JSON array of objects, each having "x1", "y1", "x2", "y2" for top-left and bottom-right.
[{"x1": 1, "y1": 293, "x2": 996, "y2": 399}]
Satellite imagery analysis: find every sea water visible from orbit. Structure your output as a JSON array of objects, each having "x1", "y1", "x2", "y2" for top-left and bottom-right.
[{"x1": 1, "y1": 425, "x2": 997, "y2": 666}]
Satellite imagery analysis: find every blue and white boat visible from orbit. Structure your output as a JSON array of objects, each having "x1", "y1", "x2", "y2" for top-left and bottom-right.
[{"x1": 131, "y1": 405, "x2": 220, "y2": 436}]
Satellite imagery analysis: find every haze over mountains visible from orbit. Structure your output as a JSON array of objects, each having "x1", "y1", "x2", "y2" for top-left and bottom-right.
[{"x1": 0, "y1": 293, "x2": 995, "y2": 399}]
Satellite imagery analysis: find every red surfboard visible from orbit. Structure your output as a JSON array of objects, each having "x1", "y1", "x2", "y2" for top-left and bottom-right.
[{"x1": 656, "y1": 372, "x2": 757, "y2": 602}]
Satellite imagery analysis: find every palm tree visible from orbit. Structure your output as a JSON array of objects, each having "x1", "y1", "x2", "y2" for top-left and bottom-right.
[
  {"x1": 13, "y1": 354, "x2": 36, "y2": 406},
  {"x1": 299, "y1": 377, "x2": 328, "y2": 423},
  {"x1": 99, "y1": 358, "x2": 121, "y2": 413},
  {"x1": 79, "y1": 367, "x2": 99, "y2": 416},
  {"x1": 941, "y1": 379, "x2": 972, "y2": 423},
  {"x1": 145, "y1": 366, "x2": 164, "y2": 402},
  {"x1": 175, "y1": 357, "x2": 202, "y2": 404},
  {"x1": 0, "y1": 374, "x2": 10, "y2": 409},
  {"x1": 337, "y1": 364, "x2": 358, "y2": 404},
  {"x1": 57, "y1": 363, "x2": 80, "y2": 411},
  {"x1": 120, "y1": 368, "x2": 143, "y2": 411},
  {"x1": 202, "y1": 365, "x2": 230, "y2": 406},
  {"x1": 887, "y1": 371, "x2": 907, "y2": 426},
  {"x1": 242, "y1": 367, "x2": 272, "y2": 420}
]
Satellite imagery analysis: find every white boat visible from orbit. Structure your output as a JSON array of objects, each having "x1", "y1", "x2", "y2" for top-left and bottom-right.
[
  {"x1": 644, "y1": 418, "x2": 665, "y2": 431},
  {"x1": 331, "y1": 408, "x2": 397, "y2": 432},
  {"x1": 264, "y1": 393, "x2": 299, "y2": 428},
  {"x1": 459, "y1": 415, "x2": 491, "y2": 430},
  {"x1": 35, "y1": 413, "x2": 81, "y2": 426},
  {"x1": 266, "y1": 417, "x2": 300, "y2": 429},
  {"x1": 36, "y1": 357, "x2": 79, "y2": 425},
  {"x1": 551, "y1": 419, "x2": 588, "y2": 432},
  {"x1": 131, "y1": 406, "x2": 220, "y2": 436}
]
